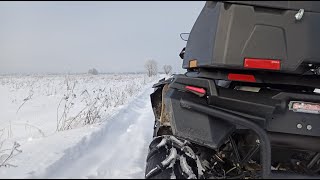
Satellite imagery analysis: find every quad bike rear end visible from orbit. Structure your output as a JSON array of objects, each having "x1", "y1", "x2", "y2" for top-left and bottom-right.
[
  {"x1": 145, "y1": 1, "x2": 320, "y2": 179},
  {"x1": 183, "y1": 1, "x2": 320, "y2": 75}
]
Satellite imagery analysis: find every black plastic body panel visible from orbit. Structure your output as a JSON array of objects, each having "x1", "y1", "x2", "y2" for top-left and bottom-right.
[
  {"x1": 165, "y1": 88, "x2": 235, "y2": 149},
  {"x1": 225, "y1": 1, "x2": 320, "y2": 13},
  {"x1": 209, "y1": 86, "x2": 320, "y2": 137},
  {"x1": 169, "y1": 74, "x2": 218, "y2": 96},
  {"x1": 165, "y1": 76, "x2": 235, "y2": 149},
  {"x1": 183, "y1": 1, "x2": 320, "y2": 74}
]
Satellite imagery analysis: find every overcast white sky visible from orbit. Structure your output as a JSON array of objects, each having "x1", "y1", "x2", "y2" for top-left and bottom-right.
[{"x1": 0, "y1": 1, "x2": 205, "y2": 74}]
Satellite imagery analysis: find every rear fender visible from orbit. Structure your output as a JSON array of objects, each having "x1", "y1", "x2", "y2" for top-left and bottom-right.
[
  {"x1": 150, "y1": 78, "x2": 174, "y2": 136},
  {"x1": 163, "y1": 75, "x2": 236, "y2": 149}
]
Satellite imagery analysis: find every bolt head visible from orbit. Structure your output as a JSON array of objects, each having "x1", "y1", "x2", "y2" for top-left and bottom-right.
[
  {"x1": 297, "y1": 124, "x2": 303, "y2": 129},
  {"x1": 307, "y1": 125, "x2": 312, "y2": 130},
  {"x1": 295, "y1": 9, "x2": 304, "y2": 20},
  {"x1": 316, "y1": 68, "x2": 320, "y2": 75}
]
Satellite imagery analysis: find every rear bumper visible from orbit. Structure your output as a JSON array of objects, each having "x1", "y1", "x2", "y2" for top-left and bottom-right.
[
  {"x1": 180, "y1": 99, "x2": 320, "y2": 179},
  {"x1": 166, "y1": 74, "x2": 320, "y2": 142},
  {"x1": 152, "y1": 74, "x2": 320, "y2": 178}
]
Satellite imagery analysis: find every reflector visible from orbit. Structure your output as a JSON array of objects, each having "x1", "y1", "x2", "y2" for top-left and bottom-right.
[
  {"x1": 185, "y1": 86, "x2": 206, "y2": 97},
  {"x1": 244, "y1": 58, "x2": 281, "y2": 70},
  {"x1": 228, "y1": 73, "x2": 256, "y2": 82}
]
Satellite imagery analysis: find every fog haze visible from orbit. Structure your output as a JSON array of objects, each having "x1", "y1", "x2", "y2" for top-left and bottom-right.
[{"x1": 0, "y1": 1, "x2": 205, "y2": 74}]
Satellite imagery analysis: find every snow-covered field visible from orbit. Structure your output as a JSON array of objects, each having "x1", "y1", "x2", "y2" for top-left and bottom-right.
[{"x1": 0, "y1": 73, "x2": 162, "y2": 178}]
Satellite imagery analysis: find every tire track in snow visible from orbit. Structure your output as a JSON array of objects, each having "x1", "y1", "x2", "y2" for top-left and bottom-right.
[{"x1": 33, "y1": 83, "x2": 156, "y2": 178}]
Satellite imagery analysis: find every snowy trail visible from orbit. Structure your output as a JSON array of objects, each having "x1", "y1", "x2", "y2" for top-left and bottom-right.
[{"x1": 33, "y1": 83, "x2": 156, "y2": 179}]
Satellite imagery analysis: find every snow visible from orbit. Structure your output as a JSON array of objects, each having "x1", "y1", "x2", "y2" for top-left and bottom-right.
[{"x1": 0, "y1": 73, "x2": 166, "y2": 178}]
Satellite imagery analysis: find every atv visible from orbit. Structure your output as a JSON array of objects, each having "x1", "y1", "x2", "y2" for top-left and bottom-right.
[{"x1": 145, "y1": 1, "x2": 320, "y2": 179}]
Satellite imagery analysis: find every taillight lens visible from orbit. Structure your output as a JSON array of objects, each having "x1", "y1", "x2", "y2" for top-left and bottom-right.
[
  {"x1": 185, "y1": 86, "x2": 206, "y2": 96},
  {"x1": 228, "y1": 73, "x2": 256, "y2": 82},
  {"x1": 244, "y1": 58, "x2": 281, "y2": 70}
]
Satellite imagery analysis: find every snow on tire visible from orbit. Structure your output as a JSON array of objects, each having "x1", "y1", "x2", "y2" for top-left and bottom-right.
[{"x1": 145, "y1": 135, "x2": 199, "y2": 179}]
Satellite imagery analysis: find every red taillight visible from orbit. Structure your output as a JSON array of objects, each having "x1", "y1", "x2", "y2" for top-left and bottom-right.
[
  {"x1": 244, "y1": 58, "x2": 281, "y2": 70},
  {"x1": 228, "y1": 73, "x2": 256, "y2": 82},
  {"x1": 185, "y1": 86, "x2": 206, "y2": 96}
]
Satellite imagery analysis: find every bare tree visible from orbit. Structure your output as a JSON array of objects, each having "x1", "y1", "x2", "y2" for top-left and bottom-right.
[
  {"x1": 145, "y1": 60, "x2": 158, "y2": 77},
  {"x1": 163, "y1": 65, "x2": 172, "y2": 75},
  {"x1": 88, "y1": 68, "x2": 99, "y2": 75}
]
